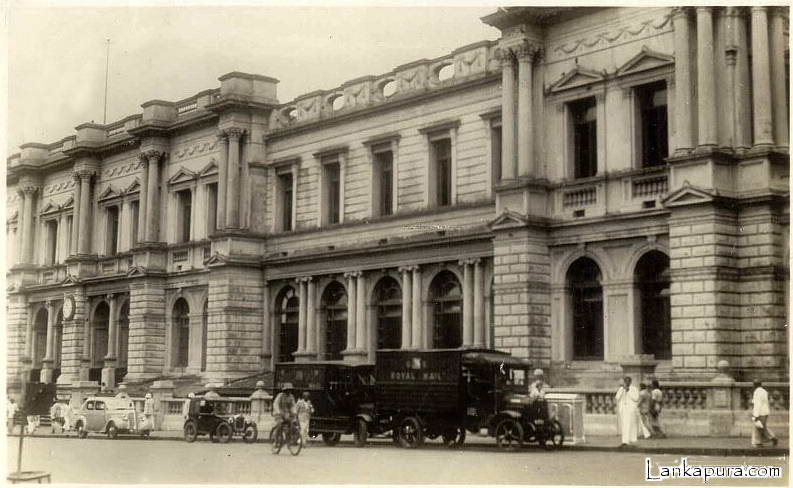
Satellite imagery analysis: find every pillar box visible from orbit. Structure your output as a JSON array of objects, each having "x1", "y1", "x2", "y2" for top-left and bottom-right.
[
  {"x1": 707, "y1": 360, "x2": 740, "y2": 436},
  {"x1": 619, "y1": 355, "x2": 658, "y2": 385},
  {"x1": 546, "y1": 393, "x2": 586, "y2": 444},
  {"x1": 150, "y1": 380, "x2": 176, "y2": 430},
  {"x1": 249, "y1": 381, "x2": 273, "y2": 428}
]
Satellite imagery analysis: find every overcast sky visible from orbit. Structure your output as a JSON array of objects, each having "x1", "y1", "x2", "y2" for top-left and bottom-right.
[{"x1": 6, "y1": 3, "x2": 501, "y2": 153}]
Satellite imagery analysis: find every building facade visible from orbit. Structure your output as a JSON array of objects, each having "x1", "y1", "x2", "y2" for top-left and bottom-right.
[{"x1": 6, "y1": 6, "x2": 789, "y2": 397}]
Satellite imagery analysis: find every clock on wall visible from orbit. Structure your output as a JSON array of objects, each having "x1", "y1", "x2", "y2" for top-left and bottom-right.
[{"x1": 63, "y1": 296, "x2": 75, "y2": 320}]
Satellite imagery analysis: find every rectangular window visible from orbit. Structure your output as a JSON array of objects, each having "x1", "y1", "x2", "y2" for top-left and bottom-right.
[
  {"x1": 491, "y1": 122, "x2": 502, "y2": 186},
  {"x1": 106, "y1": 206, "x2": 120, "y2": 256},
  {"x1": 432, "y1": 138, "x2": 452, "y2": 207},
  {"x1": 130, "y1": 202, "x2": 139, "y2": 247},
  {"x1": 206, "y1": 183, "x2": 218, "y2": 235},
  {"x1": 176, "y1": 189, "x2": 192, "y2": 243},
  {"x1": 324, "y1": 161, "x2": 341, "y2": 224},
  {"x1": 637, "y1": 81, "x2": 669, "y2": 167},
  {"x1": 571, "y1": 97, "x2": 597, "y2": 179},
  {"x1": 46, "y1": 220, "x2": 58, "y2": 264},
  {"x1": 279, "y1": 172, "x2": 294, "y2": 231},
  {"x1": 372, "y1": 147, "x2": 394, "y2": 217}
]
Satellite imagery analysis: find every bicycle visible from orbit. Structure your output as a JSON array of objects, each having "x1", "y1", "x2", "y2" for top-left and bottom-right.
[{"x1": 271, "y1": 418, "x2": 302, "y2": 456}]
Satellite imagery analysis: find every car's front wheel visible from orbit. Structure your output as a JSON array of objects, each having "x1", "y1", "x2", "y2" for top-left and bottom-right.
[
  {"x1": 184, "y1": 421, "x2": 198, "y2": 443},
  {"x1": 216, "y1": 422, "x2": 232, "y2": 444},
  {"x1": 243, "y1": 424, "x2": 258, "y2": 443}
]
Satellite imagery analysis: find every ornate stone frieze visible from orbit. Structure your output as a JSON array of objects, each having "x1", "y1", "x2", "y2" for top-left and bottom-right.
[{"x1": 173, "y1": 140, "x2": 218, "y2": 160}]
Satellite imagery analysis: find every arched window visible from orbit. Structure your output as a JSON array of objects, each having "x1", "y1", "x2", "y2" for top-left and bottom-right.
[
  {"x1": 117, "y1": 301, "x2": 130, "y2": 380},
  {"x1": 568, "y1": 258, "x2": 604, "y2": 360},
  {"x1": 277, "y1": 287, "x2": 299, "y2": 362},
  {"x1": 32, "y1": 308, "x2": 48, "y2": 381},
  {"x1": 636, "y1": 251, "x2": 671, "y2": 360},
  {"x1": 374, "y1": 277, "x2": 401, "y2": 350},
  {"x1": 430, "y1": 270, "x2": 462, "y2": 349},
  {"x1": 92, "y1": 302, "x2": 110, "y2": 374},
  {"x1": 201, "y1": 301, "x2": 208, "y2": 372},
  {"x1": 173, "y1": 298, "x2": 190, "y2": 368},
  {"x1": 322, "y1": 282, "x2": 348, "y2": 360}
]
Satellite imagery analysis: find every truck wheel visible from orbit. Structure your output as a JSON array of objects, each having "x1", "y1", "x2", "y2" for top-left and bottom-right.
[
  {"x1": 243, "y1": 424, "x2": 258, "y2": 443},
  {"x1": 184, "y1": 421, "x2": 198, "y2": 443},
  {"x1": 442, "y1": 426, "x2": 466, "y2": 448},
  {"x1": 321, "y1": 432, "x2": 341, "y2": 446},
  {"x1": 495, "y1": 418, "x2": 523, "y2": 452},
  {"x1": 398, "y1": 416, "x2": 424, "y2": 449},
  {"x1": 216, "y1": 422, "x2": 232, "y2": 444},
  {"x1": 354, "y1": 419, "x2": 368, "y2": 447},
  {"x1": 106, "y1": 423, "x2": 118, "y2": 440}
]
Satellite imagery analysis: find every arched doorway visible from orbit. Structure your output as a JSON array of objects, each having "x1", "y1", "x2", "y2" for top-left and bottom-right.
[
  {"x1": 374, "y1": 277, "x2": 401, "y2": 350},
  {"x1": 117, "y1": 301, "x2": 130, "y2": 380},
  {"x1": 53, "y1": 309, "x2": 64, "y2": 382},
  {"x1": 567, "y1": 257, "x2": 604, "y2": 360},
  {"x1": 636, "y1": 251, "x2": 671, "y2": 360},
  {"x1": 201, "y1": 301, "x2": 208, "y2": 372},
  {"x1": 430, "y1": 270, "x2": 462, "y2": 349},
  {"x1": 277, "y1": 287, "x2": 299, "y2": 362},
  {"x1": 31, "y1": 308, "x2": 48, "y2": 382},
  {"x1": 322, "y1": 281, "x2": 348, "y2": 360},
  {"x1": 91, "y1": 302, "x2": 110, "y2": 382},
  {"x1": 172, "y1": 298, "x2": 190, "y2": 368}
]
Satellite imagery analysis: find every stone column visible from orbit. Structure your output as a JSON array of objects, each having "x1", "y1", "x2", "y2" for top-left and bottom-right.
[
  {"x1": 473, "y1": 259, "x2": 486, "y2": 347},
  {"x1": 751, "y1": 6, "x2": 774, "y2": 147},
  {"x1": 58, "y1": 212, "x2": 69, "y2": 262},
  {"x1": 145, "y1": 151, "x2": 163, "y2": 242},
  {"x1": 411, "y1": 266, "x2": 422, "y2": 349},
  {"x1": 306, "y1": 277, "x2": 317, "y2": 356},
  {"x1": 70, "y1": 174, "x2": 81, "y2": 255},
  {"x1": 101, "y1": 294, "x2": 118, "y2": 388},
  {"x1": 672, "y1": 7, "x2": 694, "y2": 154},
  {"x1": 40, "y1": 300, "x2": 56, "y2": 383},
  {"x1": 225, "y1": 128, "x2": 244, "y2": 229},
  {"x1": 261, "y1": 282, "x2": 271, "y2": 369},
  {"x1": 461, "y1": 259, "x2": 474, "y2": 347},
  {"x1": 77, "y1": 171, "x2": 93, "y2": 254},
  {"x1": 19, "y1": 186, "x2": 38, "y2": 264},
  {"x1": 355, "y1": 272, "x2": 367, "y2": 352},
  {"x1": 137, "y1": 154, "x2": 149, "y2": 244},
  {"x1": 216, "y1": 132, "x2": 228, "y2": 231},
  {"x1": 345, "y1": 272, "x2": 358, "y2": 352},
  {"x1": 516, "y1": 43, "x2": 537, "y2": 178},
  {"x1": 724, "y1": 44, "x2": 738, "y2": 149},
  {"x1": 734, "y1": 9, "x2": 753, "y2": 151},
  {"x1": 498, "y1": 47, "x2": 516, "y2": 180},
  {"x1": 769, "y1": 7, "x2": 788, "y2": 148},
  {"x1": 696, "y1": 7, "x2": 717, "y2": 149},
  {"x1": 399, "y1": 266, "x2": 413, "y2": 349},
  {"x1": 297, "y1": 278, "x2": 307, "y2": 353}
]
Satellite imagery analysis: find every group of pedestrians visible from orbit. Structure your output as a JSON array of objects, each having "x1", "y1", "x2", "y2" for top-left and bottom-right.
[
  {"x1": 615, "y1": 376, "x2": 665, "y2": 447},
  {"x1": 272, "y1": 383, "x2": 315, "y2": 446}
]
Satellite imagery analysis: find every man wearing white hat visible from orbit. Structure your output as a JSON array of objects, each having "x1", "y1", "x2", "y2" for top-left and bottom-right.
[{"x1": 529, "y1": 369, "x2": 548, "y2": 402}]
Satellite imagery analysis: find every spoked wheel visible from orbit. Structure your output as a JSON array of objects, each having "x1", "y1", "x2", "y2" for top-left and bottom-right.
[
  {"x1": 271, "y1": 426, "x2": 283, "y2": 454},
  {"x1": 547, "y1": 420, "x2": 564, "y2": 450},
  {"x1": 243, "y1": 424, "x2": 258, "y2": 443},
  {"x1": 524, "y1": 423, "x2": 537, "y2": 444},
  {"x1": 398, "y1": 416, "x2": 424, "y2": 449},
  {"x1": 495, "y1": 418, "x2": 524, "y2": 451},
  {"x1": 322, "y1": 432, "x2": 341, "y2": 446},
  {"x1": 106, "y1": 423, "x2": 118, "y2": 440},
  {"x1": 216, "y1": 422, "x2": 233, "y2": 444},
  {"x1": 442, "y1": 426, "x2": 466, "y2": 448},
  {"x1": 354, "y1": 419, "x2": 368, "y2": 447},
  {"x1": 287, "y1": 425, "x2": 302, "y2": 456},
  {"x1": 184, "y1": 421, "x2": 198, "y2": 443}
]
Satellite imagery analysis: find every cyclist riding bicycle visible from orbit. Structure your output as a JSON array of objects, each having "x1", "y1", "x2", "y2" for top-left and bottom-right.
[{"x1": 273, "y1": 383, "x2": 297, "y2": 437}]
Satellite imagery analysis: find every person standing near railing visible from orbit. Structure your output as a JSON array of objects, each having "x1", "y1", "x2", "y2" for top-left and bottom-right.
[
  {"x1": 143, "y1": 393, "x2": 156, "y2": 432},
  {"x1": 615, "y1": 376, "x2": 640, "y2": 447},
  {"x1": 751, "y1": 379, "x2": 778, "y2": 448},
  {"x1": 649, "y1": 380, "x2": 666, "y2": 438}
]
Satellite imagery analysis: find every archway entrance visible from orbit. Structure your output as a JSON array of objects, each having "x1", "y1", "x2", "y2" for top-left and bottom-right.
[
  {"x1": 430, "y1": 271, "x2": 462, "y2": 349},
  {"x1": 636, "y1": 251, "x2": 671, "y2": 360}
]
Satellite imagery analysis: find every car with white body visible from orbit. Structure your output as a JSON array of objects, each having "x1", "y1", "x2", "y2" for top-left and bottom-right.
[{"x1": 73, "y1": 396, "x2": 151, "y2": 439}]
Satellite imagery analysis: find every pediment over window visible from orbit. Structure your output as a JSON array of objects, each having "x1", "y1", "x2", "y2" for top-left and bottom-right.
[
  {"x1": 204, "y1": 253, "x2": 228, "y2": 266},
  {"x1": 168, "y1": 167, "x2": 198, "y2": 185},
  {"x1": 40, "y1": 201, "x2": 59, "y2": 215},
  {"x1": 199, "y1": 159, "x2": 218, "y2": 177},
  {"x1": 126, "y1": 266, "x2": 147, "y2": 278},
  {"x1": 124, "y1": 179, "x2": 141, "y2": 195},
  {"x1": 616, "y1": 46, "x2": 674, "y2": 77},
  {"x1": 490, "y1": 210, "x2": 528, "y2": 230},
  {"x1": 62, "y1": 196, "x2": 74, "y2": 209},
  {"x1": 97, "y1": 186, "x2": 120, "y2": 202},
  {"x1": 662, "y1": 183, "x2": 716, "y2": 208},
  {"x1": 549, "y1": 66, "x2": 605, "y2": 93},
  {"x1": 61, "y1": 274, "x2": 81, "y2": 285}
]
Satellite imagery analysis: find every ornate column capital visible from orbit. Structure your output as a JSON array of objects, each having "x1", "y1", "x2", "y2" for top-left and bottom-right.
[
  {"x1": 398, "y1": 265, "x2": 416, "y2": 274},
  {"x1": 671, "y1": 6, "x2": 692, "y2": 19},
  {"x1": 514, "y1": 41, "x2": 542, "y2": 63},
  {"x1": 73, "y1": 169, "x2": 95, "y2": 182},
  {"x1": 495, "y1": 47, "x2": 516, "y2": 67},
  {"x1": 224, "y1": 127, "x2": 247, "y2": 140},
  {"x1": 20, "y1": 185, "x2": 40, "y2": 196},
  {"x1": 105, "y1": 293, "x2": 116, "y2": 302},
  {"x1": 142, "y1": 149, "x2": 166, "y2": 164}
]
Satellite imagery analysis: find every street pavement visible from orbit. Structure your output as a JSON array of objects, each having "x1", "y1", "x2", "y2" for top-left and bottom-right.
[{"x1": 6, "y1": 435, "x2": 789, "y2": 485}]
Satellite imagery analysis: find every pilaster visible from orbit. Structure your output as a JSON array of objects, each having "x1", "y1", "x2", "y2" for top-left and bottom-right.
[
  {"x1": 59, "y1": 288, "x2": 88, "y2": 385},
  {"x1": 126, "y1": 276, "x2": 167, "y2": 381}
]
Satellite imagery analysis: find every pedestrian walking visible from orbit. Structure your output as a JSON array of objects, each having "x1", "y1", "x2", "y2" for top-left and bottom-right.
[
  {"x1": 144, "y1": 392, "x2": 156, "y2": 432},
  {"x1": 295, "y1": 392, "x2": 314, "y2": 447},
  {"x1": 615, "y1": 376, "x2": 640, "y2": 447},
  {"x1": 50, "y1": 400, "x2": 65, "y2": 434},
  {"x1": 649, "y1": 380, "x2": 666, "y2": 438},
  {"x1": 751, "y1": 379, "x2": 778, "y2": 448},
  {"x1": 7, "y1": 397, "x2": 18, "y2": 434},
  {"x1": 637, "y1": 383, "x2": 653, "y2": 439},
  {"x1": 182, "y1": 393, "x2": 195, "y2": 420}
]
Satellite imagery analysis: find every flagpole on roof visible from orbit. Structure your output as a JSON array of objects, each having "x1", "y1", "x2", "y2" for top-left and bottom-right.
[{"x1": 103, "y1": 39, "x2": 111, "y2": 125}]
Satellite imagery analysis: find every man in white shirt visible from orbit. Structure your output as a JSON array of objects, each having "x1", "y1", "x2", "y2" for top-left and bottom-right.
[
  {"x1": 528, "y1": 369, "x2": 548, "y2": 402},
  {"x1": 751, "y1": 380, "x2": 778, "y2": 447},
  {"x1": 615, "y1": 376, "x2": 640, "y2": 447}
]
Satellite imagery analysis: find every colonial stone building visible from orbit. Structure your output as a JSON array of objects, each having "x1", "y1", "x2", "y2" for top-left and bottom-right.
[{"x1": 6, "y1": 6, "x2": 789, "y2": 398}]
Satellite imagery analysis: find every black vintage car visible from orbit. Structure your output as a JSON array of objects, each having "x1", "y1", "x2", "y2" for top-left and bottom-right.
[
  {"x1": 375, "y1": 348, "x2": 564, "y2": 450},
  {"x1": 274, "y1": 362, "x2": 383, "y2": 447},
  {"x1": 183, "y1": 398, "x2": 258, "y2": 443}
]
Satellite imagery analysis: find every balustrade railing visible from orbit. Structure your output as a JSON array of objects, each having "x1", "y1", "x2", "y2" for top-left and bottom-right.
[
  {"x1": 632, "y1": 174, "x2": 668, "y2": 198},
  {"x1": 173, "y1": 250, "x2": 189, "y2": 263},
  {"x1": 177, "y1": 101, "x2": 198, "y2": 115},
  {"x1": 563, "y1": 186, "x2": 597, "y2": 208}
]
